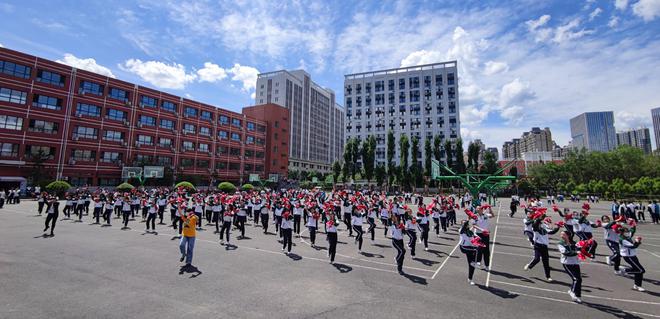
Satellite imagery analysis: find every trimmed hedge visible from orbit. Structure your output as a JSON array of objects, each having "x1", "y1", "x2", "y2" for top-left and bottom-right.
[
  {"x1": 218, "y1": 182, "x2": 237, "y2": 193},
  {"x1": 175, "y1": 181, "x2": 196, "y2": 192},
  {"x1": 116, "y1": 182, "x2": 135, "y2": 191},
  {"x1": 45, "y1": 180, "x2": 71, "y2": 196},
  {"x1": 241, "y1": 183, "x2": 254, "y2": 191}
]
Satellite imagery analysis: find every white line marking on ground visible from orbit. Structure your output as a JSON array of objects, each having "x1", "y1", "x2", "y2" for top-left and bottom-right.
[
  {"x1": 490, "y1": 280, "x2": 660, "y2": 306},
  {"x1": 503, "y1": 290, "x2": 660, "y2": 318},
  {"x1": 640, "y1": 248, "x2": 660, "y2": 259},
  {"x1": 431, "y1": 243, "x2": 459, "y2": 280},
  {"x1": 486, "y1": 201, "x2": 502, "y2": 287}
]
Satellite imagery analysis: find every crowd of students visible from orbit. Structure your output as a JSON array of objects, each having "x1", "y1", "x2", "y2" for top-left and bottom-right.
[{"x1": 30, "y1": 187, "x2": 653, "y2": 303}]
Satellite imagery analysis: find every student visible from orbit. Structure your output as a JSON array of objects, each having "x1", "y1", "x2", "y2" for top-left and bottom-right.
[
  {"x1": 146, "y1": 199, "x2": 157, "y2": 233},
  {"x1": 157, "y1": 195, "x2": 167, "y2": 224},
  {"x1": 103, "y1": 199, "x2": 113, "y2": 226},
  {"x1": 343, "y1": 197, "x2": 354, "y2": 237},
  {"x1": 37, "y1": 194, "x2": 46, "y2": 215},
  {"x1": 306, "y1": 206, "x2": 320, "y2": 247},
  {"x1": 93, "y1": 197, "x2": 103, "y2": 224},
  {"x1": 458, "y1": 220, "x2": 478, "y2": 285},
  {"x1": 601, "y1": 216, "x2": 623, "y2": 274},
  {"x1": 474, "y1": 206, "x2": 493, "y2": 271},
  {"x1": 379, "y1": 204, "x2": 390, "y2": 237},
  {"x1": 236, "y1": 201, "x2": 247, "y2": 239},
  {"x1": 417, "y1": 208, "x2": 430, "y2": 251},
  {"x1": 352, "y1": 205, "x2": 365, "y2": 252},
  {"x1": 367, "y1": 205, "x2": 377, "y2": 242},
  {"x1": 390, "y1": 215, "x2": 406, "y2": 274},
  {"x1": 121, "y1": 196, "x2": 132, "y2": 229},
  {"x1": 619, "y1": 226, "x2": 646, "y2": 291},
  {"x1": 524, "y1": 217, "x2": 560, "y2": 282},
  {"x1": 557, "y1": 231, "x2": 582, "y2": 303},
  {"x1": 405, "y1": 211, "x2": 417, "y2": 257},
  {"x1": 220, "y1": 206, "x2": 234, "y2": 245},
  {"x1": 293, "y1": 202, "x2": 304, "y2": 237},
  {"x1": 212, "y1": 198, "x2": 222, "y2": 234},
  {"x1": 281, "y1": 210, "x2": 293, "y2": 254},
  {"x1": 326, "y1": 212, "x2": 339, "y2": 263},
  {"x1": 43, "y1": 196, "x2": 60, "y2": 236},
  {"x1": 179, "y1": 211, "x2": 198, "y2": 266}
]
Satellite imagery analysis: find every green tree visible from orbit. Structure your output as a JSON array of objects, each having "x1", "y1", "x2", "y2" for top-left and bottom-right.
[
  {"x1": 444, "y1": 140, "x2": 453, "y2": 169},
  {"x1": 454, "y1": 138, "x2": 466, "y2": 174},
  {"x1": 351, "y1": 138, "x2": 361, "y2": 181},
  {"x1": 342, "y1": 138, "x2": 353, "y2": 182},
  {"x1": 332, "y1": 161, "x2": 341, "y2": 186},
  {"x1": 482, "y1": 151, "x2": 499, "y2": 174},
  {"x1": 362, "y1": 135, "x2": 377, "y2": 183},
  {"x1": 433, "y1": 135, "x2": 442, "y2": 163},
  {"x1": 375, "y1": 164, "x2": 386, "y2": 187},
  {"x1": 467, "y1": 142, "x2": 479, "y2": 173},
  {"x1": 411, "y1": 136, "x2": 422, "y2": 187},
  {"x1": 399, "y1": 134, "x2": 410, "y2": 189},
  {"x1": 424, "y1": 137, "x2": 433, "y2": 178},
  {"x1": 387, "y1": 130, "x2": 396, "y2": 187}
]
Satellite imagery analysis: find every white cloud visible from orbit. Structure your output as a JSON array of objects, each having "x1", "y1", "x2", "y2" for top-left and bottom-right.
[
  {"x1": 499, "y1": 78, "x2": 536, "y2": 107},
  {"x1": 227, "y1": 63, "x2": 259, "y2": 92},
  {"x1": 615, "y1": 0, "x2": 629, "y2": 10},
  {"x1": 632, "y1": 0, "x2": 660, "y2": 21},
  {"x1": 0, "y1": 43, "x2": 3, "y2": 48},
  {"x1": 483, "y1": 61, "x2": 509, "y2": 75},
  {"x1": 526, "y1": 15, "x2": 551, "y2": 31},
  {"x1": 400, "y1": 50, "x2": 444, "y2": 67},
  {"x1": 553, "y1": 18, "x2": 594, "y2": 43},
  {"x1": 461, "y1": 105, "x2": 489, "y2": 126},
  {"x1": 119, "y1": 59, "x2": 196, "y2": 89},
  {"x1": 57, "y1": 53, "x2": 115, "y2": 78},
  {"x1": 197, "y1": 62, "x2": 227, "y2": 83},
  {"x1": 608, "y1": 15, "x2": 621, "y2": 27},
  {"x1": 589, "y1": 7, "x2": 603, "y2": 21},
  {"x1": 616, "y1": 111, "x2": 652, "y2": 130},
  {"x1": 117, "y1": 9, "x2": 157, "y2": 56}
]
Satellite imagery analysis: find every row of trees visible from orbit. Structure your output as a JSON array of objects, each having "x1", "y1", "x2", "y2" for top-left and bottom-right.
[
  {"x1": 526, "y1": 146, "x2": 660, "y2": 198},
  {"x1": 333, "y1": 130, "x2": 500, "y2": 190}
]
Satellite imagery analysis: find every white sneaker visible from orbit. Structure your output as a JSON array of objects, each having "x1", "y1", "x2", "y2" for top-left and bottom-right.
[
  {"x1": 469, "y1": 280, "x2": 475, "y2": 285},
  {"x1": 633, "y1": 285, "x2": 646, "y2": 292},
  {"x1": 575, "y1": 297, "x2": 582, "y2": 304},
  {"x1": 605, "y1": 256, "x2": 611, "y2": 266},
  {"x1": 615, "y1": 270, "x2": 625, "y2": 276},
  {"x1": 546, "y1": 277, "x2": 553, "y2": 282},
  {"x1": 476, "y1": 262, "x2": 481, "y2": 267},
  {"x1": 483, "y1": 266, "x2": 490, "y2": 271},
  {"x1": 523, "y1": 264, "x2": 530, "y2": 271},
  {"x1": 568, "y1": 290, "x2": 577, "y2": 301},
  {"x1": 424, "y1": 247, "x2": 429, "y2": 251},
  {"x1": 437, "y1": 234, "x2": 441, "y2": 238},
  {"x1": 470, "y1": 262, "x2": 478, "y2": 268},
  {"x1": 220, "y1": 240, "x2": 224, "y2": 245}
]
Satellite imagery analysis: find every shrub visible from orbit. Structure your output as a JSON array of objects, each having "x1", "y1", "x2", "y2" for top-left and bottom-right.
[
  {"x1": 116, "y1": 182, "x2": 135, "y2": 192},
  {"x1": 218, "y1": 182, "x2": 237, "y2": 193},
  {"x1": 175, "y1": 181, "x2": 196, "y2": 192},
  {"x1": 45, "y1": 180, "x2": 71, "y2": 197},
  {"x1": 241, "y1": 183, "x2": 254, "y2": 191}
]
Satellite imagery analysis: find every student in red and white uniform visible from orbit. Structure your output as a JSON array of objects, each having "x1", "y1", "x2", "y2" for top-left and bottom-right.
[
  {"x1": 474, "y1": 205, "x2": 493, "y2": 271},
  {"x1": 405, "y1": 210, "x2": 417, "y2": 257},
  {"x1": 524, "y1": 216, "x2": 560, "y2": 282},
  {"x1": 306, "y1": 206, "x2": 320, "y2": 247},
  {"x1": 390, "y1": 215, "x2": 406, "y2": 274},
  {"x1": 281, "y1": 210, "x2": 293, "y2": 254},
  {"x1": 557, "y1": 230, "x2": 582, "y2": 303},
  {"x1": 146, "y1": 199, "x2": 157, "y2": 233},
  {"x1": 379, "y1": 204, "x2": 390, "y2": 237},
  {"x1": 219, "y1": 205, "x2": 234, "y2": 246},
  {"x1": 459, "y1": 220, "x2": 478, "y2": 285},
  {"x1": 326, "y1": 212, "x2": 339, "y2": 263},
  {"x1": 352, "y1": 204, "x2": 365, "y2": 252},
  {"x1": 619, "y1": 224, "x2": 646, "y2": 291},
  {"x1": 417, "y1": 207, "x2": 430, "y2": 251},
  {"x1": 367, "y1": 204, "x2": 378, "y2": 242}
]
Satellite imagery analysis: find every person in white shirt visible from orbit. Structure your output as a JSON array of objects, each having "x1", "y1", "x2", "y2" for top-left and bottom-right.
[
  {"x1": 557, "y1": 231, "x2": 582, "y2": 303},
  {"x1": 306, "y1": 206, "x2": 320, "y2": 247},
  {"x1": 524, "y1": 217, "x2": 560, "y2": 282},
  {"x1": 619, "y1": 227, "x2": 646, "y2": 291},
  {"x1": 390, "y1": 215, "x2": 406, "y2": 274},
  {"x1": 326, "y1": 212, "x2": 339, "y2": 263},
  {"x1": 459, "y1": 220, "x2": 478, "y2": 285},
  {"x1": 281, "y1": 210, "x2": 293, "y2": 254}
]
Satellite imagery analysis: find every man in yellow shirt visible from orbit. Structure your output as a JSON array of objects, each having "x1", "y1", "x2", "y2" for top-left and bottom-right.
[{"x1": 179, "y1": 210, "x2": 198, "y2": 266}]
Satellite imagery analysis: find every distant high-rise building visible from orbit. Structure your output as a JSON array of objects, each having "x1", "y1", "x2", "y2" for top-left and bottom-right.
[
  {"x1": 570, "y1": 112, "x2": 616, "y2": 152},
  {"x1": 502, "y1": 127, "x2": 554, "y2": 159},
  {"x1": 254, "y1": 70, "x2": 345, "y2": 172},
  {"x1": 486, "y1": 147, "x2": 499, "y2": 160},
  {"x1": 344, "y1": 61, "x2": 459, "y2": 167},
  {"x1": 652, "y1": 107, "x2": 660, "y2": 151},
  {"x1": 616, "y1": 128, "x2": 652, "y2": 154}
]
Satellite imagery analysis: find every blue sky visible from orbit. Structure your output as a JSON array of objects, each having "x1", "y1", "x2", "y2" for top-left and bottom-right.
[{"x1": 1, "y1": 0, "x2": 660, "y2": 151}]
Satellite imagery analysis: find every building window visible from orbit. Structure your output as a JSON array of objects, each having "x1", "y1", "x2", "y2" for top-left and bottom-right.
[
  {"x1": 200, "y1": 111, "x2": 212, "y2": 121},
  {"x1": 256, "y1": 151, "x2": 265, "y2": 159},
  {"x1": 231, "y1": 132, "x2": 241, "y2": 141},
  {"x1": 74, "y1": 126, "x2": 97, "y2": 139},
  {"x1": 182, "y1": 140, "x2": 195, "y2": 151},
  {"x1": 255, "y1": 165, "x2": 264, "y2": 172},
  {"x1": 247, "y1": 122, "x2": 255, "y2": 131},
  {"x1": 0, "y1": 60, "x2": 31, "y2": 79},
  {"x1": 159, "y1": 119, "x2": 175, "y2": 130},
  {"x1": 388, "y1": 80, "x2": 395, "y2": 91},
  {"x1": 219, "y1": 115, "x2": 229, "y2": 125},
  {"x1": 217, "y1": 145, "x2": 228, "y2": 155},
  {"x1": 244, "y1": 150, "x2": 254, "y2": 158},
  {"x1": 32, "y1": 94, "x2": 62, "y2": 110},
  {"x1": 180, "y1": 158, "x2": 194, "y2": 168},
  {"x1": 184, "y1": 106, "x2": 198, "y2": 118},
  {"x1": 196, "y1": 159, "x2": 209, "y2": 168},
  {"x1": 136, "y1": 135, "x2": 153, "y2": 146},
  {"x1": 399, "y1": 79, "x2": 405, "y2": 90},
  {"x1": 257, "y1": 124, "x2": 266, "y2": 133},
  {"x1": 100, "y1": 151, "x2": 122, "y2": 163},
  {"x1": 216, "y1": 161, "x2": 227, "y2": 169},
  {"x1": 0, "y1": 115, "x2": 23, "y2": 130},
  {"x1": 218, "y1": 130, "x2": 228, "y2": 140},
  {"x1": 231, "y1": 118, "x2": 242, "y2": 128},
  {"x1": 183, "y1": 123, "x2": 196, "y2": 134},
  {"x1": 139, "y1": 115, "x2": 156, "y2": 126},
  {"x1": 134, "y1": 154, "x2": 153, "y2": 164},
  {"x1": 28, "y1": 119, "x2": 58, "y2": 134},
  {"x1": 448, "y1": 73, "x2": 455, "y2": 85},
  {"x1": 79, "y1": 80, "x2": 104, "y2": 95},
  {"x1": 71, "y1": 149, "x2": 96, "y2": 161},
  {"x1": 162, "y1": 101, "x2": 177, "y2": 113},
  {"x1": 256, "y1": 137, "x2": 265, "y2": 146},
  {"x1": 25, "y1": 145, "x2": 55, "y2": 159},
  {"x1": 0, "y1": 143, "x2": 19, "y2": 157},
  {"x1": 246, "y1": 135, "x2": 255, "y2": 144},
  {"x1": 36, "y1": 70, "x2": 65, "y2": 87},
  {"x1": 156, "y1": 156, "x2": 172, "y2": 166},
  {"x1": 158, "y1": 137, "x2": 172, "y2": 147},
  {"x1": 199, "y1": 126, "x2": 211, "y2": 136},
  {"x1": 76, "y1": 103, "x2": 101, "y2": 117},
  {"x1": 109, "y1": 87, "x2": 129, "y2": 102},
  {"x1": 99, "y1": 178, "x2": 121, "y2": 186},
  {"x1": 229, "y1": 147, "x2": 241, "y2": 156},
  {"x1": 103, "y1": 130, "x2": 124, "y2": 142},
  {"x1": 198, "y1": 143, "x2": 210, "y2": 152},
  {"x1": 140, "y1": 95, "x2": 158, "y2": 108},
  {"x1": 228, "y1": 162, "x2": 240, "y2": 170},
  {"x1": 435, "y1": 74, "x2": 443, "y2": 86},
  {"x1": 0, "y1": 87, "x2": 27, "y2": 104},
  {"x1": 106, "y1": 109, "x2": 126, "y2": 121}
]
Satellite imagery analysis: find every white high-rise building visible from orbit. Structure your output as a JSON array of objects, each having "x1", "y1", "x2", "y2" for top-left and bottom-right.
[
  {"x1": 255, "y1": 70, "x2": 345, "y2": 173},
  {"x1": 343, "y1": 62, "x2": 460, "y2": 167}
]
